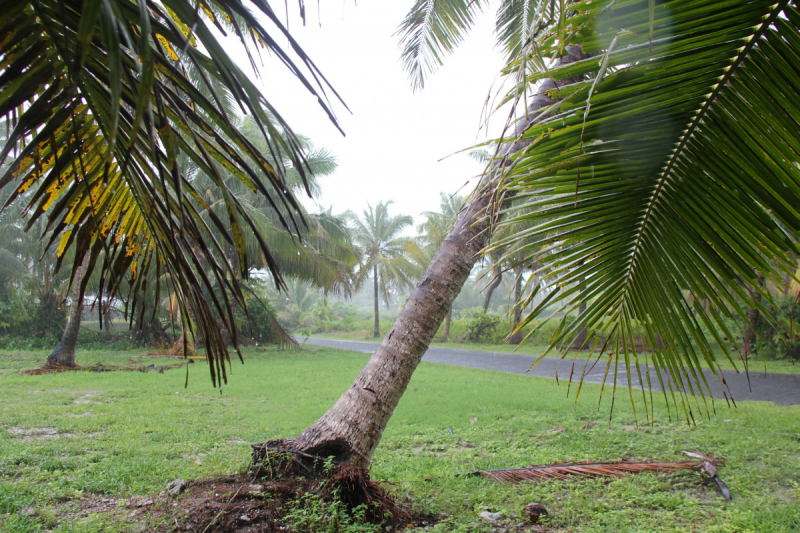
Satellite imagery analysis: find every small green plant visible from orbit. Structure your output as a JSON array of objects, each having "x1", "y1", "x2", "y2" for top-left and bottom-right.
[
  {"x1": 280, "y1": 457, "x2": 382, "y2": 533},
  {"x1": 465, "y1": 311, "x2": 500, "y2": 343}
]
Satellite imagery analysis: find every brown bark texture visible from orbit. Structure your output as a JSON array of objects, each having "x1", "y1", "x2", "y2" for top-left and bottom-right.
[
  {"x1": 47, "y1": 255, "x2": 90, "y2": 368},
  {"x1": 276, "y1": 47, "x2": 589, "y2": 469}
]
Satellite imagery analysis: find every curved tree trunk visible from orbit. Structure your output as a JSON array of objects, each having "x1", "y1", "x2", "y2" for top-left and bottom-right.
[
  {"x1": 272, "y1": 47, "x2": 589, "y2": 469},
  {"x1": 508, "y1": 266, "x2": 524, "y2": 345},
  {"x1": 373, "y1": 265, "x2": 380, "y2": 338},
  {"x1": 47, "y1": 255, "x2": 90, "y2": 368},
  {"x1": 482, "y1": 263, "x2": 502, "y2": 312},
  {"x1": 440, "y1": 307, "x2": 452, "y2": 342},
  {"x1": 283, "y1": 181, "x2": 495, "y2": 466}
]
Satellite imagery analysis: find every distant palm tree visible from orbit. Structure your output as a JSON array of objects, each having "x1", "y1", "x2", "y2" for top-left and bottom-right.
[
  {"x1": 346, "y1": 202, "x2": 416, "y2": 337},
  {"x1": 274, "y1": 279, "x2": 320, "y2": 329}
]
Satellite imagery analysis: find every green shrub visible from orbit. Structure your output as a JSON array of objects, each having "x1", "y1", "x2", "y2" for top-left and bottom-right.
[
  {"x1": 464, "y1": 311, "x2": 501, "y2": 343},
  {"x1": 754, "y1": 295, "x2": 800, "y2": 361}
]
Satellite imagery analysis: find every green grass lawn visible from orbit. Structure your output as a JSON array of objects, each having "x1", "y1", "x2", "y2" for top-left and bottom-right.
[
  {"x1": 307, "y1": 331, "x2": 800, "y2": 375},
  {"x1": 0, "y1": 346, "x2": 798, "y2": 532}
]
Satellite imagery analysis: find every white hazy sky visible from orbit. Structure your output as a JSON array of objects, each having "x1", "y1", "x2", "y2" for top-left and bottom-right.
[{"x1": 234, "y1": 2, "x2": 509, "y2": 224}]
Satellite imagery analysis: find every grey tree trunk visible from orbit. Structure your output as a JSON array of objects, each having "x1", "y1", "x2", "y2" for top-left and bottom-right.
[
  {"x1": 373, "y1": 265, "x2": 380, "y2": 338},
  {"x1": 276, "y1": 47, "x2": 589, "y2": 469},
  {"x1": 571, "y1": 301, "x2": 588, "y2": 349},
  {"x1": 570, "y1": 260, "x2": 588, "y2": 350},
  {"x1": 741, "y1": 274, "x2": 764, "y2": 359},
  {"x1": 47, "y1": 255, "x2": 90, "y2": 368},
  {"x1": 508, "y1": 266, "x2": 524, "y2": 345},
  {"x1": 482, "y1": 263, "x2": 502, "y2": 312},
  {"x1": 440, "y1": 307, "x2": 452, "y2": 342}
]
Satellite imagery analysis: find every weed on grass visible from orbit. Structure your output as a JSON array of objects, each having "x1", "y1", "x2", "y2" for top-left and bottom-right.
[{"x1": 0, "y1": 346, "x2": 798, "y2": 531}]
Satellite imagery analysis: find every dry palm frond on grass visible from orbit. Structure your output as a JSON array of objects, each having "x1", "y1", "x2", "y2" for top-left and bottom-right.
[{"x1": 459, "y1": 453, "x2": 724, "y2": 485}]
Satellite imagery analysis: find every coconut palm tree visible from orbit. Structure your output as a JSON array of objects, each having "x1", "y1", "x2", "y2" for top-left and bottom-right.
[
  {"x1": 345, "y1": 201, "x2": 417, "y2": 338},
  {"x1": 275, "y1": 0, "x2": 800, "y2": 469},
  {"x1": 412, "y1": 192, "x2": 465, "y2": 340},
  {"x1": 0, "y1": 0, "x2": 343, "y2": 383}
]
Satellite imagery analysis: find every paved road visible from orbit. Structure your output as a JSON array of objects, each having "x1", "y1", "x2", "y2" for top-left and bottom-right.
[{"x1": 301, "y1": 337, "x2": 800, "y2": 406}]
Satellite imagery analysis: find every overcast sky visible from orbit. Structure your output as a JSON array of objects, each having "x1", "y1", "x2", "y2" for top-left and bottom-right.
[{"x1": 235, "y1": 2, "x2": 509, "y2": 225}]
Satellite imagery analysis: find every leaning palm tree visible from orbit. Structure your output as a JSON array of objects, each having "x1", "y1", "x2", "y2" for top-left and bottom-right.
[
  {"x1": 413, "y1": 192, "x2": 465, "y2": 340},
  {"x1": 272, "y1": 0, "x2": 800, "y2": 470},
  {"x1": 346, "y1": 201, "x2": 417, "y2": 338},
  {"x1": 0, "y1": 0, "x2": 343, "y2": 381}
]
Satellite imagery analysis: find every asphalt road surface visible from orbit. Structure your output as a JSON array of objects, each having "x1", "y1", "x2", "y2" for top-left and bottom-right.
[{"x1": 301, "y1": 337, "x2": 800, "y2": 406}]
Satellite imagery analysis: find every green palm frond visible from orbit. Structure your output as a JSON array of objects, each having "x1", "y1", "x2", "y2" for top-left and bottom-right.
[
  {"x1": 496, "y1": 0, "x2": 562, "y2": 63},
  {"x1": 396, "y1": 0, "x2": 489, "y2": 91},
  {"x1": 494, "y1": 0, "x2": 800, "y2": 418},
  {"x1": 0, "y1": 0, "x2": 343, "y2": 385}
]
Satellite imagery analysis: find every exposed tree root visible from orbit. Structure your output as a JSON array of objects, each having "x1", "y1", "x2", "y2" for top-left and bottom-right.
[{"x1": 250, "y1": 441, "x2": 411, "y2": 524}]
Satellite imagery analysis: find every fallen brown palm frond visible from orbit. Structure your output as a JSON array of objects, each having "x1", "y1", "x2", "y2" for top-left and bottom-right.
[
  {"x1": 458, "y1": 458, "x2": 723, "y2": 485},
  {"x1": 23, "y1": 363, "x2": 83, "y2": 375}
]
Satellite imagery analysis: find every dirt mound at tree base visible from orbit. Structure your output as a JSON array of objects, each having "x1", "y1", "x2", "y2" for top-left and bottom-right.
[{"x1": 86, "y1": 471, "x2": 431, "y2": 532}]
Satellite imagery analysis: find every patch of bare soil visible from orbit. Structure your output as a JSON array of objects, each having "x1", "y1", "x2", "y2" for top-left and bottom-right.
[
  {"x1": 6, "y1": 427, "x2": 74, "y2": 441},
  {"x1": 21, "y1": 361, "x2": 190, "y2": 375},
  {"x1": 55, "y1": 471, "x2": 432, "y2": 532}
]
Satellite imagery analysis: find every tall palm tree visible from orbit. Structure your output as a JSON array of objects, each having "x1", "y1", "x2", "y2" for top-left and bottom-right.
[
  {"x1": 346, "y1": 201, "x2": 416, "y2": 338},
  {"x1": 0, "y1": 0, "x2": 343, "y2": 383},
  {"x1": 277, "y1": 0, "x2": 800, "y2": 470}
]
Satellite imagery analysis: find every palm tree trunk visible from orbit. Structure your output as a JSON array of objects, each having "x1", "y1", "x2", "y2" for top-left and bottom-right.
[
  {"x1": 373, "y1": 265, "x2": 380, "y2": 338},
  {"x1": 741, "y1": 274, "x2": 764, "y2": 359},
  {"x1": 570, "y1": 260, "x2": 588, "y2": 350},
  {"x1": 47, "y1": 255, "x2": 90, "y2": 368},
  {"x1": 272, "y1": 46, "x2": 589, "y2": 469},
  {"x1": 282, "y1": 182, "x2": 494, "y2": 467},
  {"x1": 509, "y1": 266, "x2": 524, "y2": 345},
  {"x1": 440, "y1": 307, "x2": 452, "y2": 342},
  {"x1": 482, "y1": 263, "x2": 502, "y2": 312},
  {"x1": 571, "y1": 302, "x2": 588, "y2": 349}
]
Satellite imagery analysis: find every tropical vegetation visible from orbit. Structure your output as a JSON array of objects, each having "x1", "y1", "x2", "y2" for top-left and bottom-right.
[
  {"x1": 345, "y1": 201, "x2": 418, "y2": 337},
  {"x1": 277, "y1": 0, "x2": 800, "y2": 469},
  {"x1": 2, "y1": 0, "x2": 799, "y2": 490},
  {"x1": 0, "y1": 0, "x2": 344, "y2": 381}
]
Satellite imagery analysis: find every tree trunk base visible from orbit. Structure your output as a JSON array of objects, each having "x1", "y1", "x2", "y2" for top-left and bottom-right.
[
  {"x1": 46, "y1": 354, "x2": 77, "y2": 369},
  {"x1": 252, "y1": 438, "x2": 355, "y2": 479},
  {"x1": 41, "y1": 360, "x2": 80, "y2": 372},
  {"x1": 250, "y1": 440, "x2": 410, "y2": 524}
]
